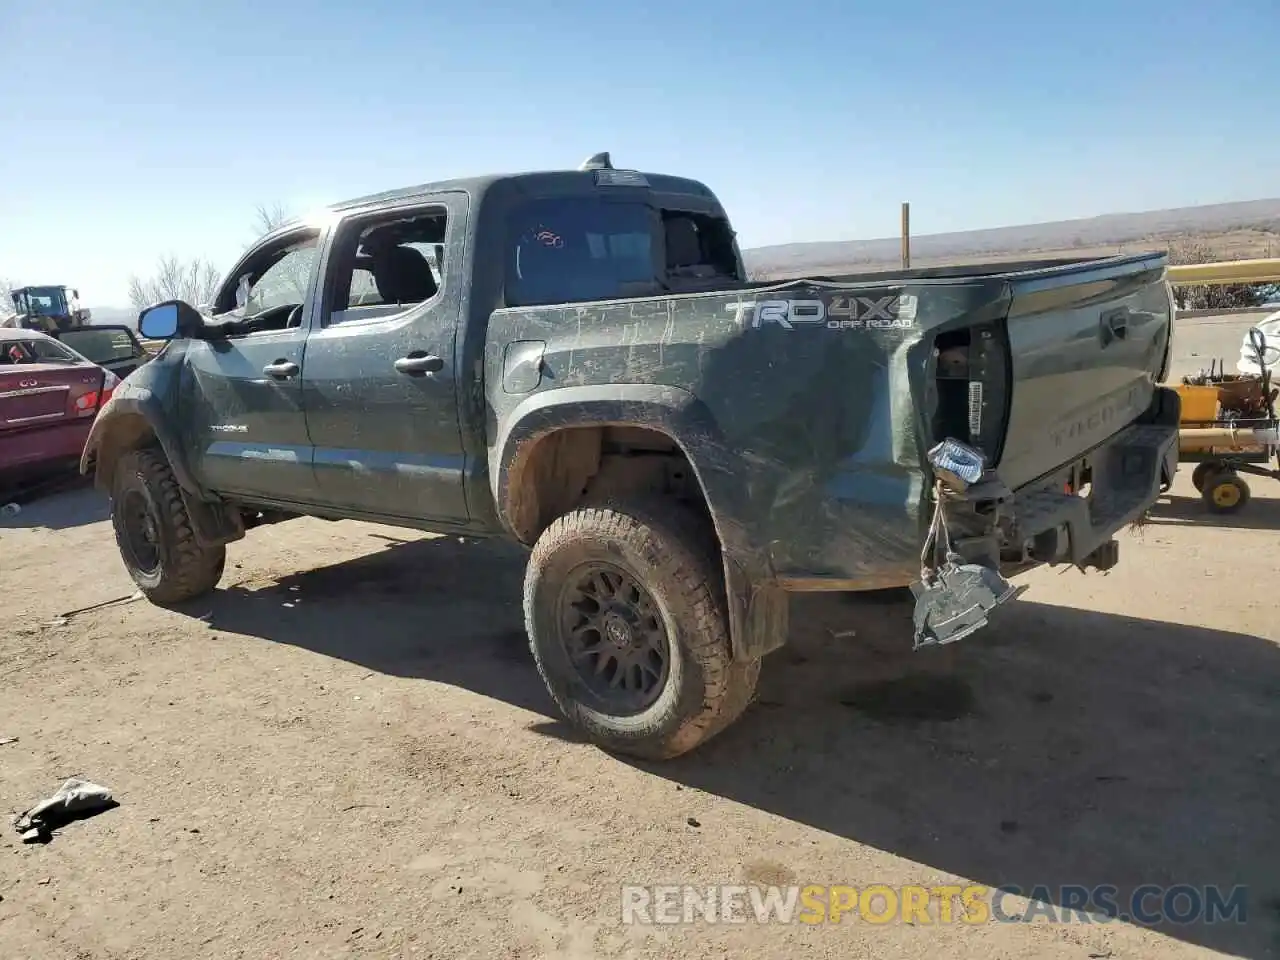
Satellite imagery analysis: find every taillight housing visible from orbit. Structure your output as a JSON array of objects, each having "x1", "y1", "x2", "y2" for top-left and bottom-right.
[
  {"x1": 74, "y1": 371, "x2": 121, "y2": 416},
  {"x1": 101, "y1": 370, "x2": 120, "y2": 405},
  {"x1": 930, "y1": 322, "x2": 1011, "y2": 464}
]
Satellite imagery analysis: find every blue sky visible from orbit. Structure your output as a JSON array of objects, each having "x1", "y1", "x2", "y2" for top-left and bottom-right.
[{"x1": 1, "y1": 0, "x2": 1276, "y2": 306}]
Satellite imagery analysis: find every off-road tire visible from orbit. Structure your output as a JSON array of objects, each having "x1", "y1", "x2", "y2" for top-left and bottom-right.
[
  {"x1": 111, "y1": 448, "x2": 226, "y2": 604},
  {"x1": 524, "y1": 499, "x2": 760, "y2": 760}
]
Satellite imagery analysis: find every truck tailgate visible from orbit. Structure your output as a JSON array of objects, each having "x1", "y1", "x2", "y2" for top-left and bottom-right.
[{"x1": 997, "y1": 255, "x2": 1171, "y2": 489}]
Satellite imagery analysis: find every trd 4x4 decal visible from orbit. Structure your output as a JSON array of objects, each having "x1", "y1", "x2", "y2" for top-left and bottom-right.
[{"x1": 725, "y1": 294, "x2": 918, "y2": 330}]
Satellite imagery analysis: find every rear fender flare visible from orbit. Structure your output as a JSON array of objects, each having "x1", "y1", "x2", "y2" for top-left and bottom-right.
[{"x1": 491, "y1": 384, "x2": 788, "y2": 661}]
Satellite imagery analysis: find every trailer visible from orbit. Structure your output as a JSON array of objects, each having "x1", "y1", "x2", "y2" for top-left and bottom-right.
[{"x1": 1176, "y1": 329, "x2": 1280, "y2": 514}]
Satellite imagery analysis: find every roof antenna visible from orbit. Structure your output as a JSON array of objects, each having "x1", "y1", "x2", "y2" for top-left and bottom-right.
[{"x1": 579, "y1": 151, "x2": 613, "y2": 171}]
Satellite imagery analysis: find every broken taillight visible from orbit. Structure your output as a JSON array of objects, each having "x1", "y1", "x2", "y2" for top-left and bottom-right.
[
  {"x1": 931, "y1": 322, "x2": 1011, "y2": 464},
  {"x1": 74, "y1": 372, "x2": 119, "y2": 416},
  {"x1": 75, "y1": 390, "x2": 103, "y2": 415}
]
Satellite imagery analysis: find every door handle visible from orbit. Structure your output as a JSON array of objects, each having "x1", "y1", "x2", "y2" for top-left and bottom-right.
[
  {"x1": 1099, "y1": 309, "x2": 1129, "y2": 348},
  {"x1": 394, "y1": 353, "x2": 444, "y2": 375},
  {"x1": 263, "y1": 360, "x2": 299, "y2": 378}
]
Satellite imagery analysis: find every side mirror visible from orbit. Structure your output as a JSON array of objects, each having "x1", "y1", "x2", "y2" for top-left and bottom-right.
[{"x1": 138, "y1": 300, "x2": 203, "y2": 340}]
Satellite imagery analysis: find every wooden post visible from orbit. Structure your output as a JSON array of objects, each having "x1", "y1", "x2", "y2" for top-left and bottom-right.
[{"x1": 901, "y1": 202, "x2": 911, "y2": 269}]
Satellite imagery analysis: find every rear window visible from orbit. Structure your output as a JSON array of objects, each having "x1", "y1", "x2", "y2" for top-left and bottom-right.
[
  {"x1": 507, "y1": 199, "x2": 656, "y2": 307},
  {"x1": 56, "y1": 329, "x2": 139, "y2": 366},
  {"x1": 0, "y1": 337, "x2": 83, "y2": 365}
]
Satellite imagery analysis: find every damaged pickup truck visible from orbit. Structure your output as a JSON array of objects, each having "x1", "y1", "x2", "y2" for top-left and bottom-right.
[{"x1": 82, "y1": 153, "x2": 1179, "y2": 759}]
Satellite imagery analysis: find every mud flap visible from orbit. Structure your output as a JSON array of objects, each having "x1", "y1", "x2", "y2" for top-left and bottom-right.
[{"x1": 910, "y1": 557, "x2": 1025, "y2": 648}]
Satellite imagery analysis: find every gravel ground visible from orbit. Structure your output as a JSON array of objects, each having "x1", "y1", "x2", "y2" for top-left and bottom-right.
[{"x1": 1, "y1": 470, "x2": 1277, "y2": 960}]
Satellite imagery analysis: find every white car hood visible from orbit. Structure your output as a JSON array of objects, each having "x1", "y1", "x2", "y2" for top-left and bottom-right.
[{"x1": 1237, "y1": 309, "x2": 1280, "y2": 376}]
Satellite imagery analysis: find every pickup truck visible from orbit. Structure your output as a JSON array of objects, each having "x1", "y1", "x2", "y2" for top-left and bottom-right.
[{"x1": 81, "y1": 153, "x2": 1180, "y2": 759}]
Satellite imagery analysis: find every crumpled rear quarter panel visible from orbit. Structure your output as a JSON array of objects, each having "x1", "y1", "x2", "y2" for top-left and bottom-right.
[{"x1": 486, "y1": 278, "x2": 1011, "y2": 587}]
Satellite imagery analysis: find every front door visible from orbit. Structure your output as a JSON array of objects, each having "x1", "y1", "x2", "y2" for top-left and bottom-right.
[
  {"x1": 182, "y1": 227, "x2": 324, "y2": 503},
  {"x1": 302, "y1": 194, "x2": 469, "y2": 522}
]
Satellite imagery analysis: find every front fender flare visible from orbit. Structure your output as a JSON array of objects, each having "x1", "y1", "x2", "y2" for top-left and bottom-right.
[
  {"x1": 81, "y1": 391, "x2": 244, "y2": 548},
  {"x1": 81, "y1": 390, "x2": 202, "y2": 494},
  {"x1": 491, "y1": 384, "x2": 788, "y2": 661}
]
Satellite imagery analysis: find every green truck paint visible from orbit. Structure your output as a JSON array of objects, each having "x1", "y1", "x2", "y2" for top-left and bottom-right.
[{"x1": 82, "y1": 156, "x2": 1179, "y2": 758}]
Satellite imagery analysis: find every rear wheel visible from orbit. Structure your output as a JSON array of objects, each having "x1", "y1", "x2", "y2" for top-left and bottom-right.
[
  {"x1": 111, "y1": 449, "x2": 226, "y2": 603},
  {"x1": 1190, "y1": 461, "x2": 1216, "y2": 493},
  {"x1": 524, "y1": 499, "x2": 759, "y2": 760},
  {"x1": 1201, "y1": 470, "x2": 1250, "y2": 515}
]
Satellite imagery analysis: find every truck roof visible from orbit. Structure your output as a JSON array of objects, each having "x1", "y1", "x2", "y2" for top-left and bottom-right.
[
  {"x1": 257, "y1": 168, "x2": 722, "y2": 244},
  {"x1": 332, "y1": 168, "x2": 718, "y2": 214}
]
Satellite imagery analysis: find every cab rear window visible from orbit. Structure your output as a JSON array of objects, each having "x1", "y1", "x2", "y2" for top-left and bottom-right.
[
  {"x1": 505, "y1": 198, "x2": 740, "y2": 307},
  {"x1": 506, "y1": 198, "x2": 655, "y2": 307}
]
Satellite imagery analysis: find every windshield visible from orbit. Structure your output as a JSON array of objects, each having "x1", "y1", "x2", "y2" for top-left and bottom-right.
[
  {"x1": 15, "y1": 287, "x2": 69, "y2": 316},
  {"x1": 57, "y1": 328, "x2": 139, "y2": 366},
  {"x1": 0, "y1": 337, "x2": 84, "y2": 365}
]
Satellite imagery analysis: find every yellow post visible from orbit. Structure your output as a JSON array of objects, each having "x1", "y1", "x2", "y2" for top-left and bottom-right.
[{"x1": 1166, "y1": 258, "x2": 1280, "y2": 286}]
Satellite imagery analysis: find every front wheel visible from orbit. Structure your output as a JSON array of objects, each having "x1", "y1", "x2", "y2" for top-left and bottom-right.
[
  {"x1": 524, "y1": 499, "x2": 759, "y2": 760},
  {"x1": 110, "y1": 448, "x2": 226, "y2": 603}
]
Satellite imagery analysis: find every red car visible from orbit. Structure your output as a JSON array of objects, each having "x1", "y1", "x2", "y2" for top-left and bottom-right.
[{"x1": 1, "y1": 328, "x2": 121, "y2": 492}]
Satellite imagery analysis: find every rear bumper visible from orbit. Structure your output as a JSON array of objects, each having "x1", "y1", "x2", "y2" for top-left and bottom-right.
[
  {"x1": 1004, "y1": 418, "x2": 1178, "y2": 568},
  {"x1": 910, "y1": 394, "x2": 1178, "y2": 646},
  {"x1": 0, "y1": 420, "x2": 94, "y2": 474}
]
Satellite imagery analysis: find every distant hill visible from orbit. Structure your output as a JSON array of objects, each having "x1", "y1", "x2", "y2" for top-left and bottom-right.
[
  {"x1": 743, "y1": 197, "x2": 1280, "y2": 277},
  {"x1": 87, "y1": 306, "x2": 137, "y2": 327}
]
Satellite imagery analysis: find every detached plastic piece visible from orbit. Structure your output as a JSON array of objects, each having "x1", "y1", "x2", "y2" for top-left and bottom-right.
[
  {"x1": 13, "y1": 778, "x2": 117, "y2": 843},
  {"x1": 910, "y1": 556, "x2": 1023, "y2": 648}
]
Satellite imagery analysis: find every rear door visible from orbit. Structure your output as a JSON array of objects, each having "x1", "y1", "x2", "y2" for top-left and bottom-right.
[
  {"x1": 301, "y1": 194, "x2": 469, "y2": 522},
  {"x1": 998, "y1": 255, "x2": 1172, "y2": 489}
]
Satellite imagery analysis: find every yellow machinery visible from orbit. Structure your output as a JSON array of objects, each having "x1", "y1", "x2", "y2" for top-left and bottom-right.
[{"x1": 1175, "y1": 331, "x2": 1279, "y2": 513}]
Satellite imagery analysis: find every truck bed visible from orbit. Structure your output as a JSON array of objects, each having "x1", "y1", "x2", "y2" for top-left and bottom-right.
[
  {"x1": 488, "y1": 251, "x2": 1173, "y2": 588},
  {"x1": 736, "y1": 252, "x2": 1171, "y2": 489},
  {"x1": 782, "y1": 253, "x2": 1116, "y2": 285}
]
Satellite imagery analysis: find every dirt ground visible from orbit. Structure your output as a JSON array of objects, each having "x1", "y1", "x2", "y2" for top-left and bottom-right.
[{"x1": 1, "y1": 468, "x2": 1278, "y2": 960}]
